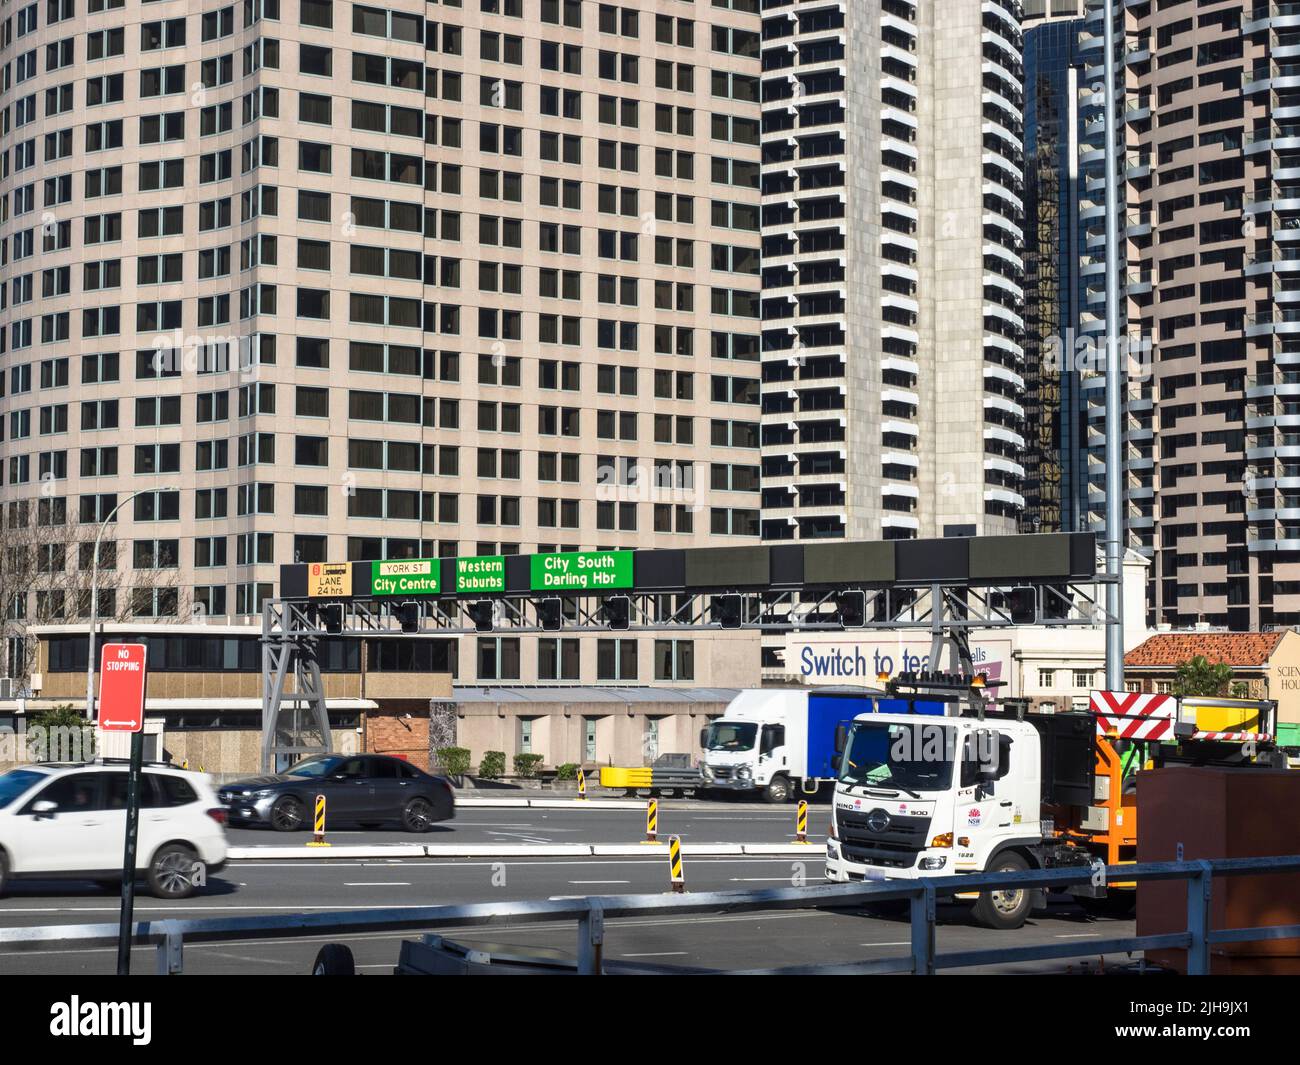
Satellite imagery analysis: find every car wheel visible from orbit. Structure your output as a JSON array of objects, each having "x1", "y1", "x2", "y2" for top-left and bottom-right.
[
  {"x1": 148, "y1": 845, "x2": 198, "y2": 900},
  {"x1": 401, "y1": 796, "x2": 436, "y2": 833},
  {"x1": 971, "y1": 852, "x2": 1033, "y2": 930},
  {"x1": 312, "y1": 943, "x2": 355, "y2": 975},
  {"x1": 764, "y1": 774, "x2": 791, "y2": 804},
  {"x1": 270, "y1": 795, "x2": 305, "y2": 832}
]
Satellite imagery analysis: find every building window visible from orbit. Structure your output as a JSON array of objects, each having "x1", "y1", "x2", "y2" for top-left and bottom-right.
[
  {"x1": 538, "y1": 638, "x2": 579, "y2": 682},
  {"x1": 478, "y1": 637, "x2": 520, "y2": 681},
  {"x1": 654, "y1": 640, "x2": 694, "y2": 682},
  {"x1": 584, "y1": 717, "x2": 598, "y2": 762},
  {"x1": 596, "y1": 639, "x2": 637, "y2": 681},
  {"x1": 518, "y1": 716, "x2": 534, "y2": 755},
  {"x1": 1037, "y1": 669, "x2": 1055, "y2": 689},
  {"x1": 1073, "y1": 670, "x2": 1094, "y2": 690}
]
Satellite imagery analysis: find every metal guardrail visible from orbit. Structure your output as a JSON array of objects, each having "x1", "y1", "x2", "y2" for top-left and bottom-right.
[{"x1": 1, "y1": 856, "x2": 1297, "y2": 975}]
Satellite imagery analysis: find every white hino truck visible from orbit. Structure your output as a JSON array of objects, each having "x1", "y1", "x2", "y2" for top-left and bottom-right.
[{"x1": 824, "y1": 674, "x2": 1282, "y2": 929}]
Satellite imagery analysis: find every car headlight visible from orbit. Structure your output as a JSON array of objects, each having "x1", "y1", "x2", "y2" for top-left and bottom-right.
[
  {"x1": 701, "y1": 764, "x2": 714, "y2": 781},
  {"x1": 919, "y1": 857, "x2": 947, "y2": 871},
  {"x1": 252, "y1": 788, "x2": 275, "y2": 799},
  {"x1": 736, "y1": 765, "x2": 752, "y2": 780}
]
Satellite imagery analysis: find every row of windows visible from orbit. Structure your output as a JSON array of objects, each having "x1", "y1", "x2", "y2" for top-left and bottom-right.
[{"x1": 41, "y1": 629, "x2": 699, "y2": 682}]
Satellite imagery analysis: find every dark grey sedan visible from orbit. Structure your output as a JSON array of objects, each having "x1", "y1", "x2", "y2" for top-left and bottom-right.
[{"x1": 218, "y1": 754, "x2": 455, "y2": 833}]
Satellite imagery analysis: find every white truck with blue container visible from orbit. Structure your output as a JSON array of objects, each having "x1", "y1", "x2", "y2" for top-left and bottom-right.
[{"x1": 699, "y1": 687, "x2": 946, "y2": 802}]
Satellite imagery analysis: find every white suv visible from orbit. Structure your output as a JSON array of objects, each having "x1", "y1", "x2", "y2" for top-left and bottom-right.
[{"x1": 0, "y1": 761, "x2": 228, "y2": 899}]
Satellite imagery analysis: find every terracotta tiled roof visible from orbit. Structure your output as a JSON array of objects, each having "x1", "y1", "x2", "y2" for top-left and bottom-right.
[{"x1": 1124, "y1": 632, "x2": 1287, "y2": 669}]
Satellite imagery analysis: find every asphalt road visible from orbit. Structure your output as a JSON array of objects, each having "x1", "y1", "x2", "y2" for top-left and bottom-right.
[
  {"x1": 0, "y1": 852, "x2": 1138, "y2": 976},
  {"x1": 226, "y1": 801, "x2": 830, "y2": 849}
]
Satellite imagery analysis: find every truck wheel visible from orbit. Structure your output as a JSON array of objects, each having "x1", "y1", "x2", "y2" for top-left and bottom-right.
[
  {"x1": 312, "y1": 943, "x2": 356, "y2": 975},
  {"x1": 764, "y1": 775, "x2": 791, "y2": 804},
  {"x1": 1078, "y1": 891, "x2": 1136, "y2": 919},
  {"x1": 971, "y1": 852, "x2": 1032, "y2": 930}
]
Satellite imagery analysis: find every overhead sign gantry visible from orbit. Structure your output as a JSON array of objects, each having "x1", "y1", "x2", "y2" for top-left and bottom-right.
[{"x1": 262, "y1": 533, "x2": 1110, "y2": 770}]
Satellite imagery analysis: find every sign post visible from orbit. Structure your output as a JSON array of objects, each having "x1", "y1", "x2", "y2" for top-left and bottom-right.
[{"x1": 98, "y1": 642, "x2": 147, "y2": 976}]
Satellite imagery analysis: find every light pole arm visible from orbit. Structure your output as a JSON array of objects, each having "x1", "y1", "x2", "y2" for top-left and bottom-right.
[{"x1": 83, "y1": 486, "x2": 176, "y2": 719}]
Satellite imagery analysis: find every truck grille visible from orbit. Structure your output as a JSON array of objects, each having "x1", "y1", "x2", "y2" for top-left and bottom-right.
[
  {"x1": 710, "y1": 766, "x2": 733, "y2": 781},
  {"x1": 837, "y1": 808, "x2": 932, "y2": 870}
]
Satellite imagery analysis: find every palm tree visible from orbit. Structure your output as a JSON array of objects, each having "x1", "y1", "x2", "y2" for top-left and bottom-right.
[{"x1": 1172, "y1": 656, "x2": 1234, "y2": 697}]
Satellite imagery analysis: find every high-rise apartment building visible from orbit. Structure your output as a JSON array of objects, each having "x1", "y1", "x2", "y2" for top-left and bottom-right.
[
  {"x1": 758, "y1": 0, "x2": 1027, "y2": 545},
  {"x1": 0, "y1": 0, "x2": 766, "y2": 685}
]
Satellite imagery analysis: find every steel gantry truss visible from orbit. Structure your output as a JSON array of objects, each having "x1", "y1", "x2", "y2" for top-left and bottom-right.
[{"x1": 259, "y1": 573, "x2": 1119, "y2": 771}]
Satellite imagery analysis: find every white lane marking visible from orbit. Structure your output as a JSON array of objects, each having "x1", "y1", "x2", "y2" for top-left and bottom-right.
[
  {"x1": 342, "y1": 882, "x2": 412, "y2": 887},
  {"x1": 207, "y1": 950, "x2": 297, "y2": 966},
  {"x1": 620, "y1": 951, "x2": 689, "y2": 958},
  {"x1": 859, "y1": 942, "x2": 911, "y2": 947},
  {"x1": 1055, "y1": 933, "x2": 1102, "y2": 939},
  {"x1": 568, "y1": 880, "x2": 631, "y2": 885}
]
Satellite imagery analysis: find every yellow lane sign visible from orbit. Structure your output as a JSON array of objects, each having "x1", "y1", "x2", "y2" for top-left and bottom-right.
[{"x1": 308, "y1": 562, "x2": 352, "y2": 598}]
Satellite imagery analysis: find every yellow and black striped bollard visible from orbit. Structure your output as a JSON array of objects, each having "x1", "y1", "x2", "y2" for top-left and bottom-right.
[
  {"x1": 307, "y1": 793, "x2": 330, "y2": 847},
  {"x1": 643, "y1": 798, "x2": 658, "y2": 844},
  {"x1": 668, "y1": 834, "x2": 685, "y2": 893},
  {"x1": 795, "y1": 800, "x2": 810, "y2": 845},
  {"x1": 576, "y1": 767, "x2": 587, "y2": 800}
]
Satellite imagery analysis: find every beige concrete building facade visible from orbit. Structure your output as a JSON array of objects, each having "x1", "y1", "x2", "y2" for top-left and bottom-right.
[{"x1": 0, "y1": 0, "x2": 764, "y2": 686}]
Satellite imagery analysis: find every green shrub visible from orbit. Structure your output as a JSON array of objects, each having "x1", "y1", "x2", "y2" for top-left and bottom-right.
[
  {"x1": 478, "y1": 750, "x2": 506, "y2": 778},
  {"x1": 513, "y1": 753, "x2": 545, "y2": 778},
  {"x1": 436, "y1": 746, "x2": 471, "y2": 778},
  {"x1": 25, "y1": 704, "x2": 95, "y2": 762},
  {"x1": 555, "y1": 762, "x2": 579, "y2": 780}
]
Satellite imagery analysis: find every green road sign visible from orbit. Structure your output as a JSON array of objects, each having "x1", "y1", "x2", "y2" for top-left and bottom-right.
[
  {"x1": 371, "y1": 558, "x2": 440, "y2": 596},
  {"x1": 456, "y1": 555, "x2": 505, "y2": 593},
  {"x1": 531, "y1": 550, "x2": 633, "y2": 591}
]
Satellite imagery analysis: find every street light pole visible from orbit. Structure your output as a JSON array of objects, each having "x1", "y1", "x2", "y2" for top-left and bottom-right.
[
  {"x1": 84, "y1": 486, "x2": 179, "y2": 721},
  {"x1": 1102, "y1": 0, "x2": 1126, "y2": 691}
]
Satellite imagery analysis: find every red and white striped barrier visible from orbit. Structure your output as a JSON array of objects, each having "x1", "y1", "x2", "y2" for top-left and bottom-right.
[
  {"x1": 1189, "y1": 731, "x2": 1272, "y2": 743},
  {"x1": 1090, "y1": 690, "x2": 1175, "y2": 740}
]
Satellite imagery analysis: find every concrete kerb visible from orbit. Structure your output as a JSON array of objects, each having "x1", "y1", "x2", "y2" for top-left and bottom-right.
[
  {"x1": 226, "y1": 842, "x2": 822, "y2": 860},
  {"x1": 455, "y1": 797, "x2": 645, "y2": 810}
]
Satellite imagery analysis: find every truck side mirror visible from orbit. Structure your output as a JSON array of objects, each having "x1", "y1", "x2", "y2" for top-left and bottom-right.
[
  {"x1": 834, "y1": 724, "x2": 847, "y2": 754},
  {"x1": 831, "y1": 754, "x2": 842, "y2": 772},
  {"x1": 699, "y1": 728, "x2": 708, "y2": 750}
]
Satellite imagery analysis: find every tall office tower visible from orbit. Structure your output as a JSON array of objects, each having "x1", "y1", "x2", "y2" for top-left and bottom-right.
[
  {"x1": 1023, "y1": 14, "x2": 1090, "y2": 535},
  {"x1": 758, "y1": 0, "x2": 1027, "y2": 545},
  {"x1": 1075, "y1": 0, "x2": 1300, "y2": 630},
  {"x1": 0, "y1": 0, "x2": 765, "y2": 685}
]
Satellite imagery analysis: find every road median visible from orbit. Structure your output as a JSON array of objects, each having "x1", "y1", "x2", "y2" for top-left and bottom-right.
[{"x1": 227, "y1": 841, "x2": 823, "y2": 860}]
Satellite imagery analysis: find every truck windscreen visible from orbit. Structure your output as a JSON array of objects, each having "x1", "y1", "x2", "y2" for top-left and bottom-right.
[
  {"x1": 703, "y1": 722, "x2": 758, "y2": 752},
  {"x1": 838, "y1": 721, "x2": 955, "y2": 791}
]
